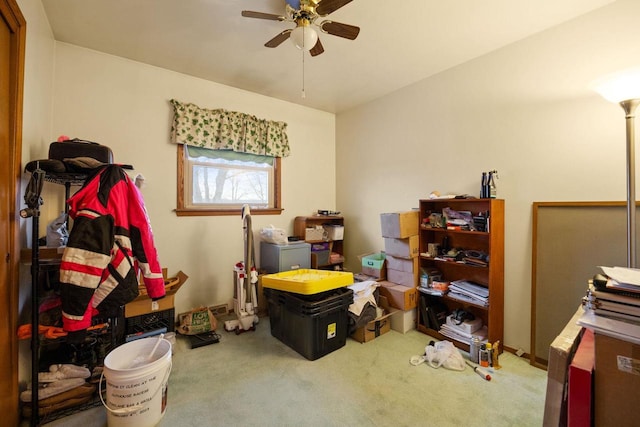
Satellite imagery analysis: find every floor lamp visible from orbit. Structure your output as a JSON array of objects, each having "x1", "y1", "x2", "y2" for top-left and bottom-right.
[{"x1": 592, "y1": 67, "x2": 640, "y2": 268}]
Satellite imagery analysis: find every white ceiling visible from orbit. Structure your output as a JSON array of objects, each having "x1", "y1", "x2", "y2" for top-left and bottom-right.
[{"x1": 41, "y1": 0, "x2": 615, "y2": 114}]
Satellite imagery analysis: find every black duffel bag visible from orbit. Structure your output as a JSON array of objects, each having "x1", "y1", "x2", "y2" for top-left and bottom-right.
[{"x1": 48, "y1": 138, "x2": 113, "y2": 164}]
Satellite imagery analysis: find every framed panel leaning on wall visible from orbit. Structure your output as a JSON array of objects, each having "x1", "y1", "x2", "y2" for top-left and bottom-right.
[{"x1": 530, "y1": 201, "x2": 637, "y2": 368}]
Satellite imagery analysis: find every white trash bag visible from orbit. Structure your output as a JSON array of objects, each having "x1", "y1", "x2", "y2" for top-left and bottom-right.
[
  {"x1": 260, "y1": 225, "x2": 287, "y2": 245},
  {"x1": 410, "y1": 340, "x2": 466, "y2": 371}
]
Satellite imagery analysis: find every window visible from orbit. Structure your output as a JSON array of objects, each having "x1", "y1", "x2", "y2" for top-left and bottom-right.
[{"x1": 176, "y1": 144, "x2": 282, "y2": 216}]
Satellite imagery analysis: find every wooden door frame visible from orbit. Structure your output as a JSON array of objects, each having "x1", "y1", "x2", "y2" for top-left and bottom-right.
[{"x1": 0, "y1": 0, "x2": 25, "y2": 424}]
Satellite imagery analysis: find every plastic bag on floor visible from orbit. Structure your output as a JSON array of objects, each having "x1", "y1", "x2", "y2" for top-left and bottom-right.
[{"x1": 424, "y1": 340, "x2": 466, "y2": 371}]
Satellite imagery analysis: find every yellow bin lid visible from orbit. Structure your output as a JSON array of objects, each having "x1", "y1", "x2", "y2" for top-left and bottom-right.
[{"x1": 262, "y1": 269, "x2": 354, "y2": 295}]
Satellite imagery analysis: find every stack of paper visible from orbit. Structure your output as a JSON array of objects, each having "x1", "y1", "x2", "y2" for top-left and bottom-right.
[
  {"x1": 347, "y1": 280, "x2": 379, "y2": 316},
  {"x1": 448, "y1": 280, "x2": 489, "y2": 307},
  {"x1": 439, "y1": 324, "x2": 488, "y2": 345},
  {"x1": 600, "y1": 266, "x2": 640, "y2": 294},
  {"x1": 579, "y1": 266, "x2": 640, "y2": 339},
  {"x1": 578, "y1": 310, "x2": 640, "y2": 345}
]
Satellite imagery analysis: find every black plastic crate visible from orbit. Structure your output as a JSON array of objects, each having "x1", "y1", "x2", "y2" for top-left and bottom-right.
[
  {"x1": 267, "y1": 287, "x2": 353, "y2": 315},
  {"x1": 265, "y1": 287, "x2": 353, "y2": 360},
  {"x1": 125, "y1": 308, "x2": 175, "y2": 337}
]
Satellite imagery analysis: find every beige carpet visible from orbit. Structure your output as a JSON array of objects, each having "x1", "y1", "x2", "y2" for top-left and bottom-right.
[{"x1": 38, "y1": 317, "x2": 547, "y2": 427}]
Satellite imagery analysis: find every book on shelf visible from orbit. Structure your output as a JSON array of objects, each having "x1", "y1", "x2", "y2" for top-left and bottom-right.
[
  {"x1": 449, "y1": 280, "x2": 489, "y2": 298},
  {"x1": 462, "y1": 257, "x2": 488, "y2": 267},
  {"x1": 448, "y1": 291, "x2": 489, "y2": 307},
  {"x1": 419, "y1": 296, "x2": 448, "y2": 330},
  {"x1": 447, "y1": 280, "x2": 489, "y2": 306}
]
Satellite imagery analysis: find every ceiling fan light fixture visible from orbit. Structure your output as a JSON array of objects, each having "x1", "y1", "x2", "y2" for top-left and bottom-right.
[{"x1": 290, "y1": 25, "x2": 318, "y2": 51}]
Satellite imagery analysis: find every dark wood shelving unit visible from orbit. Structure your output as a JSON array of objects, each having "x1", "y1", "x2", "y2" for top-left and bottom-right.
[{"x1": 417, "y1": 198, "x2": 504, "y2": 353}]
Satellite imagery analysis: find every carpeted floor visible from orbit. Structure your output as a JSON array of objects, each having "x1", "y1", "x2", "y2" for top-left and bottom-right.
[{"x1": 38, "y1": 317, "x2": 547, "y2": 427}]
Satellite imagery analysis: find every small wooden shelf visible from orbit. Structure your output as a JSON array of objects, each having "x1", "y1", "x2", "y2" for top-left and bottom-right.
[
  {"x1": 294, "y1": 216, "x2": 345, "y2": 270},
  {"x1": 20, "y1": 247, "x2": 64, "y2": 264}
]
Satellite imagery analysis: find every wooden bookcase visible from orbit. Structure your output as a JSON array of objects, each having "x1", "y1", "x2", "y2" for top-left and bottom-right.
[
  {"x1": 416, "y1": 198, "x2": 504, "y2": 352},
  {"x1": 293, "y1": 216, "x2": 345, "y2": 270}
]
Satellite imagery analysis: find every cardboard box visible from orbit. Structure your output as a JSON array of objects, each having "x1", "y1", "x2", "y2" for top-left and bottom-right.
[
  {"x1": 351, "y1": 310, "x2": 392, "y2": 343},
  {"x1": 380, "y1": 211, "x2": 419, "y2": 238},
  {"x1": 385, "y1": 255, "x2": 418, "y2": 273},
  {"x1": 379, "y1": 297, "x2": 416, "y2": 334},
  {"x1": 594, "y1": 332, "x2": 640, "y2": 427},
  {"x1": 304, "y1": 226, "x2": 325, "y2": 241},
  {"x1": 543, "y1": 307, "x2": 584, "y2": 427},
  {"x1": 359, "y1": 252, "x2": 386, "y2": 280},
  {"x1": 383, "y1": 235, "x2": 419, "y2": 258},
  {"x1": 387, "y1": 268, "x2": 417, "y2": 288},
  {"x1": 445, "y1": 314, "x2": 483, "y2": 334},
  {"x1": 378, "y1": 281, "x2": 418, "y2": 310},
  {"x1": 125, "y1": 270, "x2": 188, "y2": 318},
  {"x1": 568, "y1": 328, "x2": 594, "y2": 427}
]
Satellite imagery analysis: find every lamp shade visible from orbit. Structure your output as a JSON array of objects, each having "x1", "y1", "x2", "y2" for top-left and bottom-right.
[
  {"x1": 591, "y1": 66, "x2": 640, "y2": 103},
  {"x1": 290, "y1": 25, "x2": 318, "y2": 51}
]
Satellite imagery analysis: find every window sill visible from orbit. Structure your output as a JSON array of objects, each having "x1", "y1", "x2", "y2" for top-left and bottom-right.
[{"x1": 174, "y1": 208, "x2": 284, "y2": 217}]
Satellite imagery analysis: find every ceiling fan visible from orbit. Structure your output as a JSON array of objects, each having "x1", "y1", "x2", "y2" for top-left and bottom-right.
[{"x1": 241, "y1": 0, "x2": 360, "y2": 57}]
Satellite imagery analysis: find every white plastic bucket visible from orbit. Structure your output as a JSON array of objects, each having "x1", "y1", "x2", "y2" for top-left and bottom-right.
[{"x1": 102, "y1": 337, "x2": 172, "y2": 427}]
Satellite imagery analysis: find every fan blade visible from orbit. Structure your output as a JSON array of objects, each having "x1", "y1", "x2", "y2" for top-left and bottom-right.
[
  {"x1": 242, "y1": 10, "x2": 286, "y2": 21},
  {"x1": 265, "y1": 30, "x2": 292, "y2": 48},
  {"x1": 310, "y1": 38, "x2": 324, "y2": 57},
  {"x1": 320, "y1": 21, "x2": 360, "y2": 40},
  {"x1": 316, "y1": 0, "x2": 353, "y2": 16}
]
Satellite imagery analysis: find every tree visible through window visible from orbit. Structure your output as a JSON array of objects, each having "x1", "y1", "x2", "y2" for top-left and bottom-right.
[
  {"x1": 191, "y1": 160, "x2": 269, "y2": 206},
  {"x1": 176, "y1": 144, "x2": 282, "y2": 216}
]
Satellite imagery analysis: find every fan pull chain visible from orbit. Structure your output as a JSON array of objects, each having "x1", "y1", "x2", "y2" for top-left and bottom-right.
[{"x1": 301, "y1": 49, "x2": 306, "y2": 99}]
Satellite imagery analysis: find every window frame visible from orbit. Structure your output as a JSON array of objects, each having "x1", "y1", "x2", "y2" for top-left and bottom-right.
[{"x1": 175, "y1": 144, "x2": 283, "y2": 216}]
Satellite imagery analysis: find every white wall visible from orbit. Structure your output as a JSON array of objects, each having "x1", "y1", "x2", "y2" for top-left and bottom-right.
[
  {"x1": 17, "y1": 0, "x2": 56, "y2": 387},
  {"x1": 18, "y1": 0, "x2": 60, "y2": 226},
  {"x1": 336, "y1": 0, "x2": 640, "y2": 353},
  {"x1": 46, "y1": 43, "x2": 336, "y2": 315}
]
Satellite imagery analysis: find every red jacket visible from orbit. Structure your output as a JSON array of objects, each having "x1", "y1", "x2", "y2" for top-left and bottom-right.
[{"x1": 59, "y1": 165, "x2": 165, "y2": 331}]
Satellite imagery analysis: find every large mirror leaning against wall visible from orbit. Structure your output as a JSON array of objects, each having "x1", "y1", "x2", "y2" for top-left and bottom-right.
[{"x1": 530, "y1": 201, "x2": 637, "y2": 368}]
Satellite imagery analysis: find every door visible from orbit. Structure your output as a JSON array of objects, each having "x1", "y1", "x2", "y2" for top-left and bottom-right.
[{"x1": 0, "y1": 0, "x2": 25, "y2": 424}]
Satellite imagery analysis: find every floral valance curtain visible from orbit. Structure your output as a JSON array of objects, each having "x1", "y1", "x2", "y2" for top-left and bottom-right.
[{"x1": 170, "y1": 99, "x2": 290, "y2": 157}]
